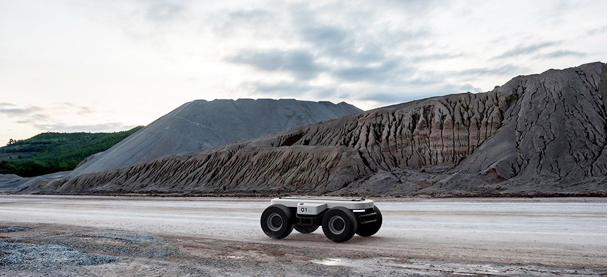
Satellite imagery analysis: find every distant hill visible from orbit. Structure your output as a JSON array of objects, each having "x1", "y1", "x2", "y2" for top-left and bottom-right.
[
  {"x1": 0, "y1": 126, "x2": 143, "y2": 177},
  {"x1": 70, "y1": 99, "x2": 361, "y2": 176},
  {"x1": 40, "y1": 62, "x2": 606, "y2": 196}
]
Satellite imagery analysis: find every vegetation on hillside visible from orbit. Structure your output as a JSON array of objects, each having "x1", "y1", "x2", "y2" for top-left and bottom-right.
[{"x1": 0, "y1": 126, "x2": 143, "y2": 177}]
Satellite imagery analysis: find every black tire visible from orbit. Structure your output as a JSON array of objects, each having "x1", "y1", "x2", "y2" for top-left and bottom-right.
[
  {"x1": 322, "y1": 207, "x2": 358, "y2": 243},
  {"x1": 356, "y1": 205, "x2": 383, "y2": 237},
  {"x1": 260, "y1": 204, "x2": 294, "y2": 239},
  {"x1": 294, "y1": 224, "x2": 319, "y2": 234}
]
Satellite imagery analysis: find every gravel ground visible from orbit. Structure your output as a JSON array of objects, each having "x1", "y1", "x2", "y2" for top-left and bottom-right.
[
  {"x1": 0, "y1": 196, "x2": 605, "y2": 276},
  {"x1": 1, "y1": 225, "x2": 604, "y2": 276}
]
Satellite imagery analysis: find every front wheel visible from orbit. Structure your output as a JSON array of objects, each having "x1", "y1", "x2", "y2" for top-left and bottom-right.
[
  {"x1": 322, "y1": 207, "x2": 358, "y2": 243},
  {"x1": 356, "y1": 206, "x2": 382, "y2": 237},
  {"x1": 294, "y1": 224, "x2": 318, "y2": 234},
  {"x1": 260, "y1": 204, "x2": 294, "y2": 239}
]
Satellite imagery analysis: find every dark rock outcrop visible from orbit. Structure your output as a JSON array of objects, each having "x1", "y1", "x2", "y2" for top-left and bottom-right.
[{"x1": 39, "y1": 62, "x2": 607, "y2": 196}]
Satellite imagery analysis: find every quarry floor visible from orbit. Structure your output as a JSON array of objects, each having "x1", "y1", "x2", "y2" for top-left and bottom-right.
[{"x1": 0, "y1": 195, "x2": 605, "y2": 276}]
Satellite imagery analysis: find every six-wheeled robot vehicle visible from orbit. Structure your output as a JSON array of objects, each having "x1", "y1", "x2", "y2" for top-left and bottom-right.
[{"x1": 260, "y1": 196, "x2": 382, "y2": 243}]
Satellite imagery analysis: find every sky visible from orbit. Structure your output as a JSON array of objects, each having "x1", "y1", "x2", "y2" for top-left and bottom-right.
[{"x1": 0, "y1": 0, "x2": 606, "y2": 144}]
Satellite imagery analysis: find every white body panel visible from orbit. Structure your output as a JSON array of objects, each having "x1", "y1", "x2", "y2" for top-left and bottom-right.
[
  {"x1": 271, "y1": 196, "x2": 374, "y2": 211},
  {"x1": 297, "y1": 203, "x2": 327, "y2": 215}
]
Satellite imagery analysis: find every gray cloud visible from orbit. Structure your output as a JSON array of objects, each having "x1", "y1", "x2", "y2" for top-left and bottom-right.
[
  {"x1": 455, "y1": 64, "x2": 525, "y2": 76},
  {"x1": 34, "y1": 122, "x2": 135, "y2": 133},
  {"x1": 225, "y1": 2, "x2": 439, "y2": 95},
  {"x1": 587, "y1": 25, "x2": 606, "y2": 36},
  {"x1": 410, "y1": 52, "x2": 463, "y2": 63},
  {"x1": 301, "y1": 26, "x2": 348, "y2": 47},
  {"x1": 459, "y1": 83, "x2": 482, "y2": 92},
  {"x1": 355, "y1": 81, "x2": 485, "y2": 106},
  {"x1": 60, "y1": 102, "x2": 95, "y2": 115},
  {"x1": 212, "y1": 9, "x2": 276, "y2": 36},
  {"x1": 494, "y1": 41, "x2": 558, "y2": 59},
  {"x1": 228, "y1": 49, "x2": 323, "y2": 80},
  {"x1": 143, "y1": 0, "x2": 184, "y2": 21},
  {"x1": 249, "y1": 81, "x2": 317, "y2": 95},
  {"x1": 534, "y1": 50, "x2": 587, "y2": 59},
  {"x1": 15, "y1": 114, "x2": 50, "y2": 124},
  {"x1": 0, "y1": 103, "x2": 96, "y2": 126},
  {"x1": 0, "y1": 103, "x2": 128, "y2": 134},
  {"x1": 357, "y1": 92, "x2": 427, "y2": 105},
  {"x1": 332, "y1": 60, "x2": 403, "y2": 83},
  {"x1": 0, "y1": 106, "x2": 43, "y2": 115}
]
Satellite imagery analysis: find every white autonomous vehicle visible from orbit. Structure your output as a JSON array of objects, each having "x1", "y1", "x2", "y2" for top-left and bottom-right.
[{"x1": 260, "y1": 196, "x2": 382, "y2": 243}]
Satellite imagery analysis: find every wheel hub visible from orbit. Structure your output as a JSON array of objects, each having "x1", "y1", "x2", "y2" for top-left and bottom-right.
[
  {"x1": 267, "y1": 213, "x2": 283, "y2": 232},
  {"x1": 328, "y1": 215, "x2": 345, "y2": 234}
]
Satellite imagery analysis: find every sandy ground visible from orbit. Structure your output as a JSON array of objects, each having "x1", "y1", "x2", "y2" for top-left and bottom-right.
[{"x1": 0, "y1": 195, "x2": 605, "y2": 276}]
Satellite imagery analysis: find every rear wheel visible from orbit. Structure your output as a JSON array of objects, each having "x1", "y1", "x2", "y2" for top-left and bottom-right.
[
  {"x1": 322, "y1": 207, "x2": 358, "y2": 242},
  {"x1": 260, "y1": 204, "x2": 294, "y2": 239},
  {"x1": 294, "y1": 224, "x2": 318, "y2": 234},
  {"x1": 356, "y1": 206, "x2": 382, "y2": 237}
]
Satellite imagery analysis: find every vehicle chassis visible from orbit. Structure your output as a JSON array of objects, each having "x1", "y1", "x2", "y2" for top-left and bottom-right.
[{"x1": 260, "y1": 196, "x2": 382, "y2": 243}]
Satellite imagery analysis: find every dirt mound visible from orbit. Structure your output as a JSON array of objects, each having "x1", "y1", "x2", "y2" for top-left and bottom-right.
[
  {"x1": 40, "y1": 62, "x2": 607, "y2": 196},
  {"x1": 70, "y1": 99, "x2": 361, "y2": 176}
]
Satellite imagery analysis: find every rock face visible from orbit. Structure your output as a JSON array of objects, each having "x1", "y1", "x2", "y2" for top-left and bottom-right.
[
  {"x1": 40, "y1": 62, "x2": 607, "y2": 196},
  {"x1": 70, "y1": 99, "x2": 361, "y2": 176}
]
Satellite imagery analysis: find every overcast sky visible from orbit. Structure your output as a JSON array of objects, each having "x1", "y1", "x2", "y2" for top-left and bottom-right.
[{"x1": 0, "y1": 0, "x2": 606, "y2": 144}]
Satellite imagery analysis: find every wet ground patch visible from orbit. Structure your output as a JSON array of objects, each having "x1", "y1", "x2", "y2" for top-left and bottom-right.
[
  {"x1": 0, "y1": 226, "x2": 30, "y2": 233},
  {"x1": 41, "y1": 231, "x2": 179, "y2": 259},
  {"x1": 0, "y1": 240, "x2": 118, "y2": 270}
]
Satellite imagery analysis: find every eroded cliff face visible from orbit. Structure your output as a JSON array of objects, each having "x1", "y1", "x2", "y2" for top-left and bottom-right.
[
  {"x1": 269, "y1": 89, "x2": 515, "y2": 171},
  {"x1": 38, "y1": 62, "x2": 607, "y2": 196}
]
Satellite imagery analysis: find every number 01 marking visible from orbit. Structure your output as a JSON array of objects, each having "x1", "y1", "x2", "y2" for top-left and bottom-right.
[{"x1": 300, "y1": 207, "x2": 307, "y2": 212}]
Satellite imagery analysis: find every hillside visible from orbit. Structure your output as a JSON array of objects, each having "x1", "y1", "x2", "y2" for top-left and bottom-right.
[
  {"x1": 70, "y1": 99, "x2": 361, "y2": 176},
  {"x1": 0, "y1": 127, "x2": 143, "y2": 177},
  {"x1": 36, "y1": 62, "x2": 608, "y2": 196}
]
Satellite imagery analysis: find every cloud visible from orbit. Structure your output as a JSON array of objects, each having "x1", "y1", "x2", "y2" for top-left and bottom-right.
[
  {"x1": 0, "y1": 106, "x2": 43, "y2": 115},
  {"x1": 301, "y1": 25, "x2": 348, "y2": 47},
  {"x1": 587, "y1": 25, "x2": 606, "y2": 36},
  {"x1": 534, "y1": 50, "x2": 587, "y2": 59},
  {"x1": 212, "y1": 9, "x2": 276, "y2": 36},
  {"x1": 0, "y1": 103, "x2": 15, "y2": 108},
  {"x1": 455, "y1": 64, "x2": 525, "y2": 76},
  {"x1": 459, "y1": 83, "x2": 482, "y2": 92},
  {"x1": 410, "y1": 52, "x2": 463, "y2": 63},
  {"x1": 15, "y1": 114, "x2": 50, "y2": 124},
  {"x1": 60, "y1": 103, "x2": 95, "y2": 115},
  {"x1": 357, "y1": 92, "x2": 427, "y2": 105},
  {"x1": 297, "y1": 24, "x2": 395, "y2": 63},
  {"x1": 494, "y1": 41, "x2": 558, "y2": 59},
  {"x1": 228, "y1": 49, "x2": 323, "y2": 80},
  {"x1": 144, "y1": 1, "x2": 184, "y2": 22},
  {"x1": 248, "y1": 81, "x2": 317, "y2": 95},
  {"x1": 0, "y1": 103, "x2": 99, "y2": 127},
  {"x1": 332, "y1": 60, "x2": 403, "y2": 83},
  {"x1": 34, "y1": 122, "x2": 135, "y2": 133}
]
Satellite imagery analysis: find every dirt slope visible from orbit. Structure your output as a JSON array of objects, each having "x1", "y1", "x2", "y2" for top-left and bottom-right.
[
  {"x1": 39, "y1": 62, "x2": 607, "y2": 196},
  {"x1": 70, "y1": 99, "x2": 361, "y2": 176}
]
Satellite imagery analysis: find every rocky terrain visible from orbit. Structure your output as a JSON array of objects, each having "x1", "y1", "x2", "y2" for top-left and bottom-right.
[
  {"x1": 32, "y1": 62, "x2": 608, "y2": 196},
  {"x1": 70, "y1": 99, "x2": 361, "y2": 176}
]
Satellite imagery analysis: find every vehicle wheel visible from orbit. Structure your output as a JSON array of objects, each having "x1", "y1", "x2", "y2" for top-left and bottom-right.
[
  {"x1": 322, "y1": 207, "x2": 358, "y2": 243},
  {"x1": 294, "y1": 224, "x2": 318, "y2": 234},
  {"x1": 356, "y1": 205, "x2": 382, "y2": 237},
  {"x1": 260, "y1": 204, "x2": 294, "y2": 239}
]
